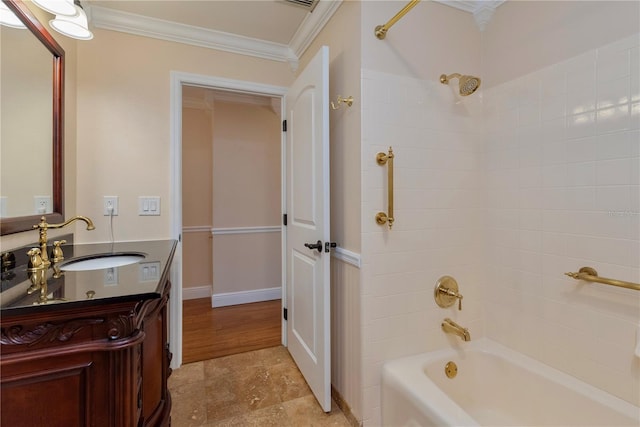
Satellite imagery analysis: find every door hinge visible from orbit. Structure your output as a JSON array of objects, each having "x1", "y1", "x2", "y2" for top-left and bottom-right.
[
  {"x1": 325, "y1": 241, "x2": 337, "y2": 253},
  {"x1": 282, "y1": 120, "x2": 287, "y2": 132},
  {"x1": 283, "y1": 214, "x2": 287, "y2": 226},
  {"x1": 283, "y1": 307, "x2": 288, "y2": 320}
]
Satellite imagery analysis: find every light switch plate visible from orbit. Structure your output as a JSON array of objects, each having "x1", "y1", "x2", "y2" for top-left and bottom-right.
[
  {"x1": 138, "y1": 196, "x2": 160, "y2": 216},
  {"x1": 139, "y1": 261, "x2": 161, "y2": 282}
]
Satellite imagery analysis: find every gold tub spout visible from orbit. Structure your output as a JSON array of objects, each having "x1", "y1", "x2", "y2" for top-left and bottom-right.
[{"x1": 442, "y1": 318, "x2": 471, "y2": 342}]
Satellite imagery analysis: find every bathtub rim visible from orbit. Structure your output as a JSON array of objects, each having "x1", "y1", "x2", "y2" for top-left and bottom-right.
[{"x1": 381, "y1": 338, "x2": 640, "y2": 425}]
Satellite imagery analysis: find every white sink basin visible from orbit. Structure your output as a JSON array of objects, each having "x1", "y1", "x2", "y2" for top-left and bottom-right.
[{"x1": 60, "y1": 252, "x2": 147, "y2": 271}]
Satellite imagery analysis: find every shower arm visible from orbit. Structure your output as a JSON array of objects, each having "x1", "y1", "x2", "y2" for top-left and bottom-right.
[
  {"x1": 375, "y1": 0, "x2": 420, "y2": 40},
  {"x1": 440, "y1": 73, "x2": 461, "y2": 84}
]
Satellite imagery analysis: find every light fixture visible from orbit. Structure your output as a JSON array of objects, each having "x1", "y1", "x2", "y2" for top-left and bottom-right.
[
  {"x1": 49, "y1": 0, "x2": 93, "y2": 40},
  {"x1": 0, "y1": 2, "x2": 26, "y2": 28},
  {"x1": 32, "y1": 0, "x2": 76, "y2": 16}
]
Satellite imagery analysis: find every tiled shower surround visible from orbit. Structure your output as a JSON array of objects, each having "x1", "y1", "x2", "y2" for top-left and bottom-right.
[{"x1": 360, "y1": 33, "x2": 639, "y2": 425}]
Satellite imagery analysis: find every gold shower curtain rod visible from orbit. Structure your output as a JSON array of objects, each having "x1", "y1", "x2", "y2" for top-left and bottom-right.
[{"x1": 375, "y1": 0, "x2": 421, "y2": 39}]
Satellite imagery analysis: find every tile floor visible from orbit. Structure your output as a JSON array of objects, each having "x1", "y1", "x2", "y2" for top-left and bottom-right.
[{"x1": 169, "y1": 345, "x2": 352, "y2": 426}]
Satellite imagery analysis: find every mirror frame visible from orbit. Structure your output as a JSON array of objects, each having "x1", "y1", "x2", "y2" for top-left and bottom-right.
[{"x1": 1, "y1": 0, "x2": 64, "y2": 235}]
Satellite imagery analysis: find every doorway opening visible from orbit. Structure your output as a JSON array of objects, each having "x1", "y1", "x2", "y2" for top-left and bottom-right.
[
  {"x1": 181, "y1": 86, "x2": 283, "y2": 363},
  {"x1": 169, "y1": 71, "x2": 288, "y2": 368}
]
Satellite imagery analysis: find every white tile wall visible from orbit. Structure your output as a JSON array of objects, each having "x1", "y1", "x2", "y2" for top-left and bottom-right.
[
  {"x1": 360, "y1": 33, "x2": 640, "y2": 425},
  {"x1": 484, "y1": 33, "x2": 640, "y2": 405},
  {"x1": 361, "y1": 69, "x2": 485, "y2": 426}
]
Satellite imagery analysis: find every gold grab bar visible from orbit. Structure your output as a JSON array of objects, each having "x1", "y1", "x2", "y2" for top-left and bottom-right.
[
  {"x1": 565, "y1": 267, "x2": 640, "y2": 292},
  {"x1": 375, "y1": 0, "x2": 421, "y2": 40},
  {"x1": 376, "y1": 147, "x2": 394, "y2": 229}
]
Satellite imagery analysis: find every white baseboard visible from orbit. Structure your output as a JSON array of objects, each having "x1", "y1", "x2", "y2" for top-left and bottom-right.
[
  {"x1": 182, "y1": 285, "x2": 211, "y2": 300},
  {"x1": 212, "y1": 286, "x2": 281, "y2": 308}
]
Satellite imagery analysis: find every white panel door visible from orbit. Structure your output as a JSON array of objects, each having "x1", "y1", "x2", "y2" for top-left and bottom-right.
[{"x1": 285, "y1": 45, "x2": 331, "y2": 412}]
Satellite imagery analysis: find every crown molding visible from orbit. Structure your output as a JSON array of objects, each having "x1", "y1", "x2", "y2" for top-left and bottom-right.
[
  {"x1": 433, "y1": 0, "x2": 505, "y2": 31},
  {"x1": 290, "y1": 0, "x2": 343, "y2": 59},
  {"x1": 89, "y1": 5, "x2": 299, "y2": 68},
  {"x1": 88, "y1": 0, "x2": 342, "y2": 71}
]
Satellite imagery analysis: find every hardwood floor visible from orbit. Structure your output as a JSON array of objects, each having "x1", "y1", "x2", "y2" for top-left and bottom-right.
[{"x1": 182, "y1": 298, "x2": 282, "y2": 364}]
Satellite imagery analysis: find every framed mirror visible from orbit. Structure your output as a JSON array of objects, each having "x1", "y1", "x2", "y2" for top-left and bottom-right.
[{"x1": 0, "y1": 0, "x2": 64, "y2": 235}]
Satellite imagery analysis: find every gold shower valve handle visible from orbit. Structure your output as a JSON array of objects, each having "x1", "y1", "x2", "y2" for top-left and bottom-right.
[
  {"x1": 441, "y1": 288, "x2": 463, "y2": 310},
  {"x1": 435, "y1": 275, "x2": 463, "y2": 311}
]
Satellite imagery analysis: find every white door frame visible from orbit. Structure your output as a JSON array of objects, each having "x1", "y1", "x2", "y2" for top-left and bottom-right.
[{"x1": 169, "y1": 71, "x2": 288, "y2": 369}]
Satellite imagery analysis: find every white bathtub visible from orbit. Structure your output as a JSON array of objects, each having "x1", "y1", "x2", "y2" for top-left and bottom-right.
[{"x1": 382, "y1": 339, "x2": 639, "y2": 426}]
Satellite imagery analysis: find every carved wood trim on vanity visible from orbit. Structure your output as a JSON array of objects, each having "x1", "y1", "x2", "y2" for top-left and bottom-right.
[
  {"x1": 1, "y1": 318, "x2": 104, "y2": 346},
  {"x1": 0, "y1": 281, "x2": 172, "y2": 426}
]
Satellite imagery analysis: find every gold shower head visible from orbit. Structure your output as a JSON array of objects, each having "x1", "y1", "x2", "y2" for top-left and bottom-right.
[{"x1": 440, "y1": 73, "x2": 481, "y2": 96}]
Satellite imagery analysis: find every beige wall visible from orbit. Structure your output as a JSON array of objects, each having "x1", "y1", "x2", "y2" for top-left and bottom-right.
[
  {"x1": 212, "y1": 100, "x2": 281, "y2": 295},
  {"x1": 482, "y1": 1, "x2": 640, "y2": 88},
  {"x1": 212, "y1": 101, "x2": 281, "y2": 228},
  {"x1": 73, "y1": 29, "x2": 294, "y2": 244},
  {"x1": 362, "y1": 1, "x2": 480, "y2": 81},
  {"x1": 183, "y1": 107, "x2": 213, "y2": 227},
  {"x1": 182, "y1": 106, "x2": 213, "y2": 291},
  {"x1": 181, "y1": 98, "x2": 282, "y2": 298}
]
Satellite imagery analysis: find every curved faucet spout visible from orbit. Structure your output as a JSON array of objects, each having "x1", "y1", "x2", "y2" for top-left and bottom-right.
[{"x1": 48, "y1": 215, "x2": 95, "y2": 230}]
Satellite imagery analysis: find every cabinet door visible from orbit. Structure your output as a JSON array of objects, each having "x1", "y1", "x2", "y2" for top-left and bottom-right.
[{"x1": 1, "y1": 353, "x2": 103, "y2": 427}]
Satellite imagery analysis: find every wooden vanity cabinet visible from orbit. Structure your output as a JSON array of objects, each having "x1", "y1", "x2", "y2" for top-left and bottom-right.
[{"x1": 0, "y1": 280, "x2": 172, "y2": 427}]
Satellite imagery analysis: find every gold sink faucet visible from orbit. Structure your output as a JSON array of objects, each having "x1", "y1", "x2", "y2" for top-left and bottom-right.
[
  {"x1": 442, "y1": 318, "x2": 471, "y2": 342},
  {"x1": 33, "y1": 215, "x2": 95, "y2": 266}
]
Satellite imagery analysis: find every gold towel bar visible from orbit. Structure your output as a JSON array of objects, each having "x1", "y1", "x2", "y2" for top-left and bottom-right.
[
  {"x1": 375, "y1": 147, "x2": 394, "y2": 229},
  {"x1": 565, "y1": 267, "x2": 640, "y2": 291},
  {"x1": 375, "y1": 0, "x2": 420, "y2": 40}
]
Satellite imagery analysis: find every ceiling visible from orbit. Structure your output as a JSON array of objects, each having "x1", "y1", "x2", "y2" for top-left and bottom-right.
[
  {"x1": 88, "y1": 0, "x2": 314, "y2": 46},
  {"x1": 85, "y1": 1, "x2": 505, "y2": 69},
  {"x1": 86, "y1": 0, "x2": 341, "y2": 70}
]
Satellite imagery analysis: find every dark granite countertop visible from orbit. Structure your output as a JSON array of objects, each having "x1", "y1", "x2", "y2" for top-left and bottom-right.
[{"x1": 0, "y1": 239, "x2": 177, "y2": 315}]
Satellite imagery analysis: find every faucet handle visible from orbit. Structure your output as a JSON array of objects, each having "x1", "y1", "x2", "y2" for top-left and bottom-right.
[
  {"x1": 434, "y1": 275, "x2": 464, "y2": 311},
  {"x1": 440, "y1": 287, "x2": 463, "y2": 310},
  {"x1": 51, "y1": 240, "x2": 67, "y2": 263},
  {"x1": 27, "y1": 248, "x2": 44, "y2": 272}
]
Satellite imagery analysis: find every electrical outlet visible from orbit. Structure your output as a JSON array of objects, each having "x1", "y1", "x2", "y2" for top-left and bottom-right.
[
  {"x1": 104, "y1": 196, "x2": 119, "y2": 215},
  {"x1": 34, "y1": 196, "x2": 52, "y2": 214},
  {"x1": 104, "y1": 267, "x2": 118, "y2": 285}
]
